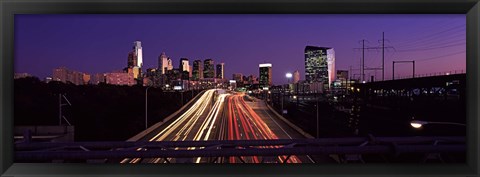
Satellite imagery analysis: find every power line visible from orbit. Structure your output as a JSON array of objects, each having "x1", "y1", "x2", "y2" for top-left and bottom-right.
[
  {"x1": 395, "y1": 42, "x2": 465, "y2": 52},
  {"x1": 414, "y1": 51, "x2": 466, "y2": 62},
  {"x1": 396, "y1": 37, "x2": 465, "y2": 50},
  {"x1": 394, "y1": 31, "x2": 465, "y2": 49},
  {"x1": 393, "y1": 24, "x2": 465, "y2": 46},
  {"x1": 385, "y1": 16, "x2": 460, "y2": 38}
]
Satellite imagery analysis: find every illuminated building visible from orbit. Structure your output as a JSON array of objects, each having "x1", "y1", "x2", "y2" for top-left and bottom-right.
[
  {"x1": 180, "y1": 58, "x2": 189, "y2": 72},
  {"x1": 203, "y1": 59, "x2": 215, "y2": 79},
  {"x1": 126, "y1": 41, "x2": 143, "y2": 80},
  {"x1": 91, "y1": 73, "x2": 106, "y2": 85},
  {"x1": 133, "y1": 41, "x2": 143, "y2": 68},
  {"x1": 167, "y1": 58, "x2": 173, "y2": 71},
  {"x1": 127, "y1": 51, "x2": 137, "y2": 68},
  {"x1": 259, "y1": 63, "x2": 272, "y2": 88},
  {"x1": 158, "y1": 52, "x2": 169, "y2": 74},
  {"x1": 105, "y1": 72, "x2": 135, "y2": 86},
  {"x1": 293, "y1": 70, "x2": 300, "y2": 84},
  {"x1": 216, "y1": 63, "x2": 224, "y2": 79},
  {"x1": 180, "y1": 58, "x2": 190, "y2": 80},
  {"x1": 304, "y1": 46, "x2": 335, "y2": 89},
  {"x1": 82, "y1": 73, "x2": 91, "y2": 85},
  {"x1": 192, "y1": 60, "x2": 203, "y2": 81},
  {"x1": 14, "y1": 73, "x2": 31, "y2": 79},
  {"x1": 52, "y1": 67, "x2": 86, "y2": 85}
]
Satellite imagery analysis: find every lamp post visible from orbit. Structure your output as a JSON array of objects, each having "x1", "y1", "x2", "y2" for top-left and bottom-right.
[
  {"x1": 284, "y1": 73, "x2": 293, "y2": 115},
  {"x1": 410, "y1": 120, "x2": 466, "y2": 128},
  {"x1": 145, "y1": 86, "x2": 152, "y2": 130}
]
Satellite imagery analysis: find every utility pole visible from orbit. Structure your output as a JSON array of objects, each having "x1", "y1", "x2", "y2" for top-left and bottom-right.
[
  {"x1": 392, "y1": 61, "x2": 395, "y2": 80},
  {"x1": 353, "y1": 34, "x2": 393, "y2": 81},
  {"x1": 382, "y1": 32, "x2": 385, "y2": 81},
  {"x1": 362, "y1": 39, "x2": 365, "y2": 82},
  {"x1": 348, "y1": 66, "x2": 352, "y2": 95}
]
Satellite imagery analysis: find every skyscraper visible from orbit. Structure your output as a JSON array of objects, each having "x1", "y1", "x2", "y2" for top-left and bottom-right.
[
  {"x1": 167, "y1": 58, "x2": 173, "y2": 71},
  {"x1": 259, "y1": 63, "x2": 272, "y2": 88},
  {"x1": 293, "y1": 70, "x2": 300, "y2": 84},
  {"x1": 158, "y1": 52, "x2": 169, "y2": 74},
  {"x1": 203, "y1": 59, "x2": 215, "y2": 79},
  {"x1": 133, "y1": 41, "x2": 143, "y2": 68},
  {"x1": 192, "y1": 60, "x2": 203, "y2": 81},
  {"x1": 216, "y1": 63, "x2": 224, "y2": 79},
  {"x1": 127, "y1": 51, "x2": 137, "y2": 68},
  {"x1": 180, "y1": 58, "x2": 189, "y2": 72},
  {"x1": 189, "y1": 66, "x2": 193, "y2": 78},
  {"x1": 126, "y1": 41, "x2": 143, "y2": 80},
  {"x1": 180, "y1": 58, "x2": 190, "y2": 80},
  {"x1": 304, "y1": 46, "x2": 335, "y2": 89}
]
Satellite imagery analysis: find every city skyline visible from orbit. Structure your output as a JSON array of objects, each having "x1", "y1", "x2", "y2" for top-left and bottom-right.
[{"x1": 15, "y1": 14, "x2": 466, "y2": 85}]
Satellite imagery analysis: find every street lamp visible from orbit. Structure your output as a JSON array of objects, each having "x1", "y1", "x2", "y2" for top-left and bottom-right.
[
  {"x1": 145, "y1": 86, "x2": 152, "y2": 130},
  {"x1": 283, "y1": 73, "x2": 293, "y2": 114},
  {"x1": 286, "y1": 72, "x2": 293, "y2": 81},
  {"x1": 410, "y1": 120, "x2": 466, "y2": 129}
]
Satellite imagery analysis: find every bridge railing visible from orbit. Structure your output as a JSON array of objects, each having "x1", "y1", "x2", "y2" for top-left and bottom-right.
[{"x1": 15, "y1": 136, "x2": 465, "y2": 162}]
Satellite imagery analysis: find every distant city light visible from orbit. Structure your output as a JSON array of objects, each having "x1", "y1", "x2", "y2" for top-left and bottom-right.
[
  {"x1": 286, "y1": 73, "x2": 293, "y2": 78},
  {"x1": 259, "y1": 63, "x2": 272, "y2": 68}
]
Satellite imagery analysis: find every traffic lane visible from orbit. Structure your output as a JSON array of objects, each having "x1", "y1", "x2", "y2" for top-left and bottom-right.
[
  {"x1": 123, "y1": 89, "x2": 217, "y2": 163},
  {"x1": 247, "y1": 97, "x2": 307, "y2": 139},
  {"x1": 230, "y1": 95, "x2": 261, "y2": 163},
  {"x1": 244, "y1": 96, "x2": 312, "y2": 163},
  {"x1": 229, "y1": 95, "x2": 300, "y2": 163}
]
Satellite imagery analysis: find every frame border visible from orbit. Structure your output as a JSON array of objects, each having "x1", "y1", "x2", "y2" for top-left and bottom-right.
[{"x1": 1, "y1": 0, "x2": 479, "y2": 176}]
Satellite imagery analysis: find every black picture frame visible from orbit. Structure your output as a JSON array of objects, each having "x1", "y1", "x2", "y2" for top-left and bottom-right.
[{"x1": 1, "y1": 0, "x2": 479, "y2": 176}]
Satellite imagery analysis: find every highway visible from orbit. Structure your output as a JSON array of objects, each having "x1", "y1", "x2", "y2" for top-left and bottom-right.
[
  {"x1": 225, "y1": 93, "x2": 304, "y2": 163},
  {"x1": 121, "y1": 89, "x2": 312, "y2": 163},
  {"x1": 121, "y1": 89, "x2": 227, "y2": 163}
]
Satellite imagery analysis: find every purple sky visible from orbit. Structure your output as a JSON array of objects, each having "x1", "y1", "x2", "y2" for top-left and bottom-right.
[{"x1": 15, "y1": 14, "x2": 465, "y2": 85}]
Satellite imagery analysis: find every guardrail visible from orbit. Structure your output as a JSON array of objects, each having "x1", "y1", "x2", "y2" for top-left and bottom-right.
[{"x1": 15, "y1": 136, "x2": 465, "y2": 161}]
